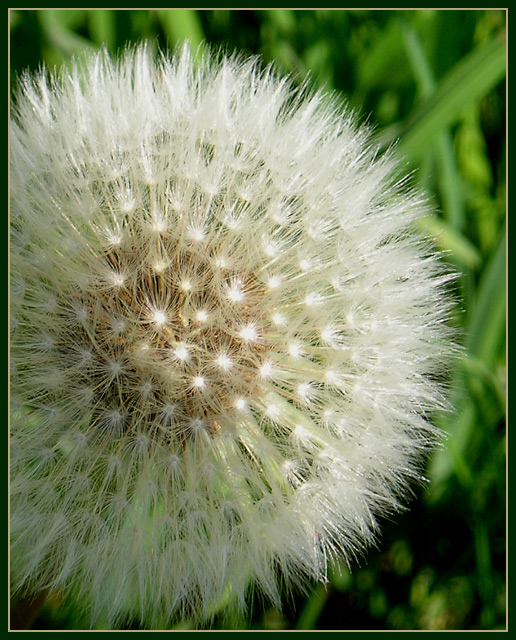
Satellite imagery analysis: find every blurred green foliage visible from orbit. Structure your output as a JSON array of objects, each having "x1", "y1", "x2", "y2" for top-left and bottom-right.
[{"x1": 9, "y1": 9, "x2": 506, "y2": 631}]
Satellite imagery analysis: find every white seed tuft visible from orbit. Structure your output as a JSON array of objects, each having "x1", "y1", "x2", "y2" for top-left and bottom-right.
[{"x1": 10, "y1": 45, "x2": 453, "y2": 629}]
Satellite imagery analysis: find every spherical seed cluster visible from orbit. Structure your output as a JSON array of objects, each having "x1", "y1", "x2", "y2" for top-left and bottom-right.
[{"x1": 10, "y1": 46, "x2": 452, "y2": 628}]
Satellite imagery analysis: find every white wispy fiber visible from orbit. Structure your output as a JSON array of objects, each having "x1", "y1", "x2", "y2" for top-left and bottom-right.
[{"x1": 10, "y1": 45, "x2": 453, "y2": 628}]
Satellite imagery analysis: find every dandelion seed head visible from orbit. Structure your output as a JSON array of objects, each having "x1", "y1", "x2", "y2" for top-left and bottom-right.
[{"x1": 10, "y1": 45, "x2": 453, "y2": 629}]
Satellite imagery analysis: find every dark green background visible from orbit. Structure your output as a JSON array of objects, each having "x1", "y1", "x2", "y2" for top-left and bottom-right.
[{"x1": 9, "y1": 9, "x2": 506, "y2": 631}]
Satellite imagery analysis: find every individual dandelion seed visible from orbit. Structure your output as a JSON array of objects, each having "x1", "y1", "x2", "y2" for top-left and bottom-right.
[{"x1": 10, "y1": 44, "x2": 455, "y2": 629}]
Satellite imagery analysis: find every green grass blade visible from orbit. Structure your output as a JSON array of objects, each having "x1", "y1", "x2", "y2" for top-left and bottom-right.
[
  {"x1": 434, "y1": 133, "x2": 466, "y2": 230},
  {"x1": 428, "y1": 229, "x2": 506, "y2": 494},
  {"x1": 295, "y1": 582, "x2": 329, "y2": 630},
  {"x1": 402, "y1": 22, "x2": 466, "y2": 229},
  {"x1": 156, "y1": 9, "x2": 204, "y2": 52},
  {"x1": 466, "y1": 229, "x2": 506, "y2": 362},
  {"x1": 398, "y1": 35, "x2": 506, "y2": 161},
  {"x1": 402, "y1": 20, "x2": 435, "y2": 97},
  {"x1": 87, "y1": 10, "x2": 116, "y2": 50},
  {"x1": 353, "y1": 19, "x2": 408, "y2": 97},
  {"x1": 418, "y1": 216, "x2": 481, "y2": 270},
  {"x1": 37, "y1": 10, "x2": 96, "y2": 70}
]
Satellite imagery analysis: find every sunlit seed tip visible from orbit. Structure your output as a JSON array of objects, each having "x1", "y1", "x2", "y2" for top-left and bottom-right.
[
  {"x1": 227, "y1": 283, "x2": 244, "y2": 302},
  {"x1": 214, "y1": 256, "x2": 228, "y2": 268},
  {"x1": 304, "y1": 293, "x2": 320, "y2": 306},
  {"x1": 108, "y1": 360, "x2": 123, "y2": 376},
  {"x1": 297, "y1": 383, "x2": 311, "y2": 399},
  {"x1": 321, "y1": 327, "x2": 335, "y2": 342},
  {"x1": 216, "y1": 355, "x2": 232, "y2": 370},
  {"x1": 196, "y1": 310, "x2": 209, "y2": 322},
  {"x1": 107, "y1": 233, "x2": 122, "y2": 246},
  {"x1": 193, "y1": 376, "x2": 205, "y2": 388},
  {"x1": 288, "y1": 343, "x2": 302, "y2": 358},
  {"x1": 325, "y1": 370, "x2": 338, "y2": 383},
  {"x1": 294, "y1": 424, "x2": 307, "y2": 437},
  {"x1": 224, "y1": 216, "x2": 240, "y2": 230},
  {"x1": 189, "y1": 228, "x2": 205, "y2": 242},
  {"x1": 139, "y1": 381, "x2": 154, "y2": 396},
  {"x1": 239, "y1": 324, "x2": 257, "y2": 342},
  {"x1": 110, "y1": 272, "x2": 125, "y2": 287},
  {"x1": 259, "y1": 361, "x2": 273, "y2": 377},
  {"x1": 263, "y1": 242, "x2": 278, "y2": 257},
  {"x1": 282, "y1": 460, "x2": 295, "y2": 472},
  {"x1": 266, "y1": 404, "x2": 279, "y2": 418},
  {"x1": 151, "y1": 220, "x2": 167, "y2": 233},
  {"x1": 112, "y1": 319, "x2": 126, "y2": 335},
  {"x1": 153, "y1": 310, "x2": 167, "y2": 326},
  {"x1": 174, "y1": 345, "x2": 189, "y2": 361},
  {"x1": 234, "y1": 397, "x2": 246, "y2": 410},
  {"x1": 181, "y1": 280, "x2": 192, "y2": 291},
  {"x1": 299, "y1": 259, "x2": 311, "y2": 271},
  {"x1": 153, "y1": 261, "x2": 167, "y2": 273},
  {"x1": 120, "y1": 200, "x2": 135, "y2": 213},
  {"x1": 75, "y1": 307, "x2": 88, "y2": 322},
  {"x1": 272, "y1": 312, "x2": 286, "y2": 326},
  {"x1": 267, "y1": 276, "x2": 281, "y2": 289}
]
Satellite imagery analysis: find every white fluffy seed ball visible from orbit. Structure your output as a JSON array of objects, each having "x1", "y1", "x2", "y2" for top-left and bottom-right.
[{"x1": 10, "y1": 44, "x2": 453, "y2": 629}]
